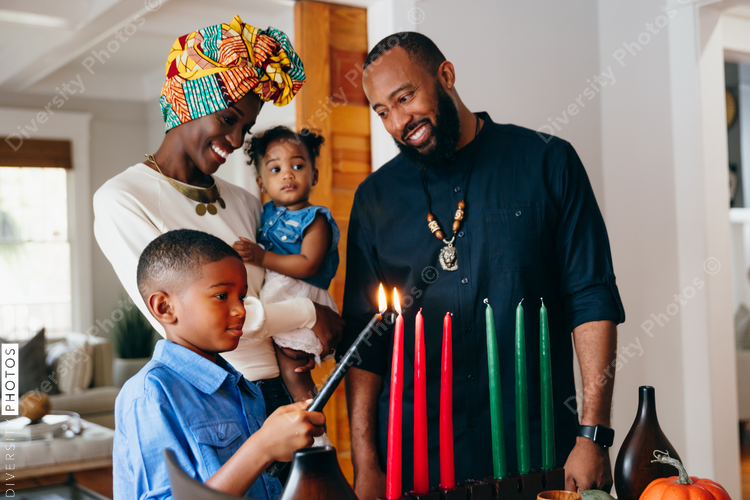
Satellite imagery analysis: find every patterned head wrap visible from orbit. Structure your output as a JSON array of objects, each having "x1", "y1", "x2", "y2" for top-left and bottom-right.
[{"x1": 160, "y1": 15, "x2": 305, "y2": 132}]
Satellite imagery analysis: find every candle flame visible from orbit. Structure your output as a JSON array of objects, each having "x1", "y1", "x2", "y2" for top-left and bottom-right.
[
  {"x1": 378, "y1": 283, "x2": 387, "y2": 313},
  {"x1": 393, "y1": 288, "x2": 401, "y2": 315}
]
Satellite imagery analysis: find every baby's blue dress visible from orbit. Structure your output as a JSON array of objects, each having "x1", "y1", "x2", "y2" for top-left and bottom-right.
[
  {"x1": 257, "y1": 201, "x2": 340, "y2": 362},
  {"x1": 257, "y1": 201, "x2": 340, "y2": 289}
]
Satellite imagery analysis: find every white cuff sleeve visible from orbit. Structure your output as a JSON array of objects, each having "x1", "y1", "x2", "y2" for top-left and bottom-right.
[{"x1": 241, "y1": 297, "x2": 317, "y2": 339}]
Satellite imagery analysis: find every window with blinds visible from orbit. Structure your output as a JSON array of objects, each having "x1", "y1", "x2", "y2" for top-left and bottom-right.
[{"x1": 0, "y1": 138, "x2": 72, "y2": 339}]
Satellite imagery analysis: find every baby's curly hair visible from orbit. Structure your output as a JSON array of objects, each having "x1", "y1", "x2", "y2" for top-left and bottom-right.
[{"x1": 246, "y1": 126, "x2": 325, "y2": 173}]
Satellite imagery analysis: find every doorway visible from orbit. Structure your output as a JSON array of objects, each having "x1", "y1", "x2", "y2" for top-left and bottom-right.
[
  {"x1": 727, "y1": 57, "x2": 750, "y2": 500},
  {"x1": 295, "y1": 0, "x2": 372, "y2": 482}
]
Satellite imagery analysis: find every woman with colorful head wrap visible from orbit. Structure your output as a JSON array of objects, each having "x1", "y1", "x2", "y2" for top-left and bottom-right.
[
  {"x1": 93, "y1": 17, "x2": 343, "y2": 495},
  {"x1": 160, "y1": 16, "x2": 305, "y2": 132}
]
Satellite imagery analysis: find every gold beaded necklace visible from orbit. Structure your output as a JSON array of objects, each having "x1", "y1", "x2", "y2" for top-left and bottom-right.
[
  {"x1": 421, "y1": 114, "x2": 480, "y2": 272},
  {"x1": 145, "y1": 154, "x2": 226, "y2": 216}
]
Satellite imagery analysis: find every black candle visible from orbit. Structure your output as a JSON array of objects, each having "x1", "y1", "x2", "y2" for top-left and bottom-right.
[
  {"x1": 267, "y1": 284, "x2": 387, "y2": 477},
  {"x1": 309, "y1": 312, "x2": 383, "y2": 412}
]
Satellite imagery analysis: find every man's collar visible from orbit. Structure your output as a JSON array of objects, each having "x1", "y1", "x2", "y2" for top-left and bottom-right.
[
  {"x1": 416, "y1": 111, "x2": 493, "y2": 170},
  {"x1": 476, "y1": 111, "x2": 492, "y2": 124},
  {"x1": 152, "y1": 339, "x2": 243, "y2": 394},
  {"x1": 455, "y1": 111, "x2": 492, "y2": 155}
]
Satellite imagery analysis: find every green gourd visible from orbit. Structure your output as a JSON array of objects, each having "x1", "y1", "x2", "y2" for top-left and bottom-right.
[{"x1": 581, "y1": 490, "x2": 616, "y2": 500}]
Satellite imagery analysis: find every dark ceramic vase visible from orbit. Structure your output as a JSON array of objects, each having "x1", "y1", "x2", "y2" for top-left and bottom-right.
[
  {"x1": 280, "y1": 446, "x2": 358, "y2": 500},
  {"x1": 614, "y1": 386, "x2": 682, "y2": 500}
]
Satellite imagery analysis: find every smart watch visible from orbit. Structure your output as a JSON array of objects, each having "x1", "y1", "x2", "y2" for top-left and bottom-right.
[{"x1": 578, "y1": 424, "x2": 615, "y2": 448}]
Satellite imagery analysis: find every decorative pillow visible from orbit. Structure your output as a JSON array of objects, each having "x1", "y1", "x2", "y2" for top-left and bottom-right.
[
  {"x1": 45, "y1": 333, "x2": 94, "y2": 394},
  {"x1": 0, "y1": 328, "x2": 47, "y2": 398},
  {"x1": 88, "y1": 335, "x2": 113, "y2": 388}
]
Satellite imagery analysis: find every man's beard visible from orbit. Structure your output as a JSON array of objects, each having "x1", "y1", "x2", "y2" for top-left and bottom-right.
[{"x1": 394, "y1": 85, "x2": 461, "y2": 170}]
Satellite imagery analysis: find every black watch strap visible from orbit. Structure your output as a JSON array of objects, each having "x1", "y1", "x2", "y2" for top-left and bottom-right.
[{"x1": 578, "y1": 424, "x2": 615, "y2": 448}]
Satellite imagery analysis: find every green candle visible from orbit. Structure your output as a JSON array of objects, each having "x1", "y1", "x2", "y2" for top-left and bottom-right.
[
  {"x1": 515, "y1": 299, "x2": 531, "y2": 475},
  {"x1": 484, "y1": 299, "x2": 507, "y2": 479},
  {"x1": 540, "y1": 298, "x2": 555, "y2": 470}
]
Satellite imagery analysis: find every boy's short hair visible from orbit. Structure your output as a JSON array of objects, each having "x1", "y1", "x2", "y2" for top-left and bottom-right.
[
  {"x1": 246, "y1": 125, "x2": 325, "y2": 171},
  {"x1": 136, "y1": 229, "x2": 241, "y2": 302}
]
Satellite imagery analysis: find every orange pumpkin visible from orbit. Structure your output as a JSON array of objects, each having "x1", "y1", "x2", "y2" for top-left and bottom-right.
[{"x1": 639, "y1": 451, "x2": 731, "y2": 500}]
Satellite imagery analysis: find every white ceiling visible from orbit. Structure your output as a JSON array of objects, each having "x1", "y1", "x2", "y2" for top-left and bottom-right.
[
  {"x1": 724, "y1": 3, "x2": 750, "y2": 18},
  {"x1": 0, "y1": 0, "x2": 295, "y2": 102}
]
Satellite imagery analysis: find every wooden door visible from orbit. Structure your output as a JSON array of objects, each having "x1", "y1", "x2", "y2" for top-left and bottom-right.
[{"x1": 295, "y1": 0, "x2": 371, "y2": 482}]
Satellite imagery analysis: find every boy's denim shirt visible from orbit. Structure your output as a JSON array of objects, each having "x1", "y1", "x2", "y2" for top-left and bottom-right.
[{"x1": 113, "y1": 339, "x2": 283, "y2": 500}]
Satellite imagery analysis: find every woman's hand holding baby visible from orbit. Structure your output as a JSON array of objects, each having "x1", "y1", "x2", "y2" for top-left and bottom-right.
[
  {"x1": 311, "y1": 303, "x2": 344, "y2": 357},
  {"x1": 277, "y1": 346, "x2": 316, "y2": 373},
  {"x1": 278, "y1": 346, "x2": 312, "y2": 360},
  {"x1": 233, "y1": 237, "x2": 266, "y2": 266}
]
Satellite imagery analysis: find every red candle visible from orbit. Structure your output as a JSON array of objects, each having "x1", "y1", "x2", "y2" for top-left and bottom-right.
[
  {"x1": 439, "y1": 312, "x2": 455, "y2": 490},
  {"x1": 386, "y1": 289, "x2": 404, "y2": 500},
  {"x1": 413, "y1": 309, "x2": 429, "y2": 494}
]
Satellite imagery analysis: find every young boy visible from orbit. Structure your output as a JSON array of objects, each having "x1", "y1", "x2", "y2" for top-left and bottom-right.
[{"x1": 113, "y1": 229, "x2": 325, "y2": 500}]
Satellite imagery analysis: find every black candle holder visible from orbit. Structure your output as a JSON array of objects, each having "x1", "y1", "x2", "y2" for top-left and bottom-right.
[
  {"x1": 378, "y1": 485, "x2": 469, "y2": 500},
  {"x1": 483, "y1": 468, "x2": 566, "y2": 500},
  {"x1": 542, "y1": 468, "x2": 566, "y2": 490},
  {"x1": 407, "y1": 490, "x2": 441, "y2": 499},
  {"x1": 381, "y1": 467, "x2": 564, "y2": 500},
  {"x1": 436, "y1": 486, "x2": 468, "y2": 500},
  {"x1": 458, "y1": 479, "x2": 493, "y2": 500}
]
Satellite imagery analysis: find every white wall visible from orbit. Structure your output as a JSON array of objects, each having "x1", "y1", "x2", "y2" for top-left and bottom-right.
[
  {"x1": 597, "y1": 0, "x2": 740, "y2": 495},
  {"x1": 598, "y1": 0, "x2": 686, "y2": 463}
]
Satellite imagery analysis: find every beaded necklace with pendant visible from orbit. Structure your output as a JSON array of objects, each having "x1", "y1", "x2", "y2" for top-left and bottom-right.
[{"x1": 420, "y1": 114, "x2": 480, "y2": 272}]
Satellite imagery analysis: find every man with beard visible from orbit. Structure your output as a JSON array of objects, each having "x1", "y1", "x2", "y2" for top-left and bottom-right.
[{"x1": 338, "y1": 33, "x2": 625, "y2": 499}]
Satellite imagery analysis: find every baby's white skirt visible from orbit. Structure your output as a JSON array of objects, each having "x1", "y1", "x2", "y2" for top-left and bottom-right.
[{"x1": 260, "y1": 270, "x2": 338, "y2": 365}]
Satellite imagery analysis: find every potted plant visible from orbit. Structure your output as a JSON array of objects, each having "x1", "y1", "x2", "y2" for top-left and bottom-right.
[{"x1": 111, "y1": 298, "x2": 159, "y2": 387}]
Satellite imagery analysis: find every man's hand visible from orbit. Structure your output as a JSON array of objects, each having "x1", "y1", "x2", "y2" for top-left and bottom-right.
[
  {"x1": 232, "y1": 236, "x2": 266, "y2": 266},
  {"x1": 569, "y1": 320, "x2": 616, "y2": 492},
  {"x1": 354, "y1": 467, "x2": 386, "y2": 500},
  {"x1": 563, "y1": 437, "x2": 613, "y2": 492},
  {"x1": 311, "y1": 303, "x2": 344, "y2": 357}
]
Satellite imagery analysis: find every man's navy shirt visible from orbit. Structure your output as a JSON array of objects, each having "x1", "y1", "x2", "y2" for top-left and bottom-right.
[{"x1": 339, "y1": 113, "x2": 625, "y2": 489}]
